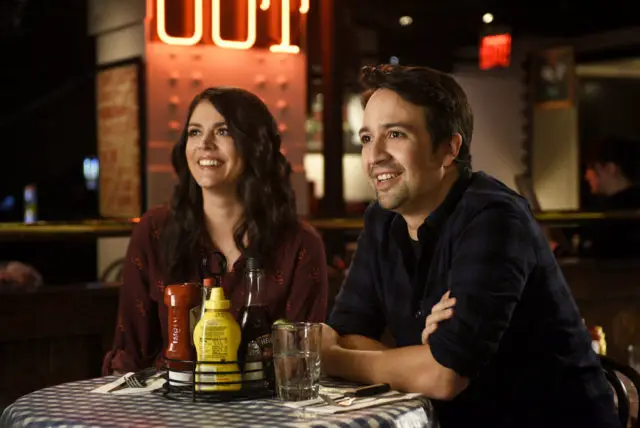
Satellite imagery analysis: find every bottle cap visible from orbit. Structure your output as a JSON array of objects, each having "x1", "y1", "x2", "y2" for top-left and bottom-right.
[
  {"x1": 246, "y1": 256, "x2": 263, "y2": 271},
  {"x1": 205, "y1": 286, "x2": 230, "y2": 310},
  {"x1": 203, "y1": 277, "x2": 215, "y2": 288}
]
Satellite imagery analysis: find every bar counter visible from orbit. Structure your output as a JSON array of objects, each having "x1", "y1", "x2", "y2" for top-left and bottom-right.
[{"x1": 1, "y1": 210, "x2": 639, "y2": 241}]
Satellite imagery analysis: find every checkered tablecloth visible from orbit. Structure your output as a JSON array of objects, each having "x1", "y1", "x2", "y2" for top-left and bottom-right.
[{"x1": 0, "y1": 377, "x2": 435, "y2": 428}]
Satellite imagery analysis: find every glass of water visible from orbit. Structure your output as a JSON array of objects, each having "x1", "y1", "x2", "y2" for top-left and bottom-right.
[{"x1": 272, "y1": 322, "x2": 322, "y2": 401}]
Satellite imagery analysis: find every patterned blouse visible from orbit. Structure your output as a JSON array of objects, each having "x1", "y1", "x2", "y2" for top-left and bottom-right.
[{"x1": 102, "y1": 205, "x2": 329, "y2": 375}]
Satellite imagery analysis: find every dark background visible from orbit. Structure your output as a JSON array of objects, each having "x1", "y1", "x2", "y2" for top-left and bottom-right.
[
  {"x1": 0, "y1": 0, "x2": 638, "y2": 222},
  {"x1": 578, "y1": 77, "x2": 640, "y2": 209},
  {"x1": 0, "y1": 0, "x2": 638, "y2": 284}
]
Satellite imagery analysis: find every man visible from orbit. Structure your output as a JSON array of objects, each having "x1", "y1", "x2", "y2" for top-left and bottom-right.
[
  {"x1": 322, "y1": 65, "x2": 618, "y2": 428},
  {"x1": 582, "y1": 136, "x2": 640, "y2": 258},
  {"x1": 584, "y1": 136, "x2": 640, "y2": 210}
]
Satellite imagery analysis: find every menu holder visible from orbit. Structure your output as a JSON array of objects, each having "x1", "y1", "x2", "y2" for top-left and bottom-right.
[{"x1": 160, "y1": 357, "x2": 275, "y2": 402}]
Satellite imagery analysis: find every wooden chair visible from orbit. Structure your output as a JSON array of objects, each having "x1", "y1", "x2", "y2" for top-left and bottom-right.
[
  {"x1": 100, "y1": 257, "x2": 124, "y2": 283},
  {"x1": 599, "y1": 355, "x2": 640, "y2": 428}
]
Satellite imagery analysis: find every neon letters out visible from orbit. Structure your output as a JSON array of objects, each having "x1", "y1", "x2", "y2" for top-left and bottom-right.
[{"x1": 155, "y1": 0, "x2": 309, "y2": 52}]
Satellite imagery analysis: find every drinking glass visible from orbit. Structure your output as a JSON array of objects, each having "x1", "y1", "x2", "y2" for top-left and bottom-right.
[{"x1": 272, "y1": 322, "x2": 322, "y2": 401}]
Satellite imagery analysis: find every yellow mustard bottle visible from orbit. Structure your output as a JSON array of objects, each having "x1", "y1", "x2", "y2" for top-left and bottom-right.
[{"x1": 193, "y1": 285, "x2": 242, "y2": 391}]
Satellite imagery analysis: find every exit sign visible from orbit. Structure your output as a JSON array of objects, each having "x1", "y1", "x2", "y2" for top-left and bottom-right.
[{"x1": 479, "y1": 33, "x2": 512, "y2": 70}]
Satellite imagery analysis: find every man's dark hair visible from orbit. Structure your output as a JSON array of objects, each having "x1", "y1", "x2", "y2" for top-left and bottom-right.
[
  {"x1": 588, "y1": 136, "x2": 640, "y2": 182},
  {"x1": 360, "y1": 64, "x2": 474, "y2": 171}
]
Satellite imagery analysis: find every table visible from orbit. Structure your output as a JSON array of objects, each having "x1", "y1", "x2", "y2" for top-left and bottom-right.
[{"x1": 0, "y1": 377, "x2": 436, "y2": 428}]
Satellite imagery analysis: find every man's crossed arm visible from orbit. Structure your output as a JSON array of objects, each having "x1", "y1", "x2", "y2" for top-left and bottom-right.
[
  {"x1": 321, "y1": 323, "x2": 469, "y2": 401},
  {"x1": 323, "y1": 291, "x2": 465, "y2": 400}
]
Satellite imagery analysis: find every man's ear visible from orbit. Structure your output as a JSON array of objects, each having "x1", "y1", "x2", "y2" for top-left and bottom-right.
[{"x1": 442, "y1": 134, "x2": 462, "y2": 168}]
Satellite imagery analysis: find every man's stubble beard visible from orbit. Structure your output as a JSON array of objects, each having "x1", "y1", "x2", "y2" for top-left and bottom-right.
[{"x1": 376, "y1": 182, "x2": 410, "y2": 211}]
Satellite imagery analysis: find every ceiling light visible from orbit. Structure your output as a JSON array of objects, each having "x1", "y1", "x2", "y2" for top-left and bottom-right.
[
  {"x1": 482, "y1": 13, "x2": 494, "y2": 24},
  {"x1": 399, "y1": 16, "x2": 413, "y2": 26}
]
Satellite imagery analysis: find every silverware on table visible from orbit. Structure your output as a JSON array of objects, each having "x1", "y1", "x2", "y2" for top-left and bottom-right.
[
  {"x1": 318, "y1": 383, "x2": 393, "y2": 407},
  {"x1": 123, "y1": 367, "x2": 159, "y2": 389},
  {"x1": 319, "y1": 393, "x2": 353, "y2": 406}
]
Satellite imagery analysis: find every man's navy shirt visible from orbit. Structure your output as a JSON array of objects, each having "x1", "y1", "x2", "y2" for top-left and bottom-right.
[{"x1": 329, "y1": 171, "x2": 618, "y2": 428}]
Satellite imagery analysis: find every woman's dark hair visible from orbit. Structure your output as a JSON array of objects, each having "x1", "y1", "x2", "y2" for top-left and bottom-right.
[
  {"x1": 162, "y1": 87, "x2": 298, "y2": 282},
  {"x1": 359, "y1": 64, "x2": 474, "y2": 171}
]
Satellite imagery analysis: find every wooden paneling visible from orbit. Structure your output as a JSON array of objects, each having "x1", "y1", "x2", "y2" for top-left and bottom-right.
[
  {"x1": 0, "y1": 283, "x2": 120, "y2": 409},
  {"x1": 561, "y1": 259, "x2": 640, "y2": 363}
]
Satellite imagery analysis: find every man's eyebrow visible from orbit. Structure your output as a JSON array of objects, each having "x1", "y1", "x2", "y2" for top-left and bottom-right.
[
  {"x1": 359, "y1": 122, "x2": 417, "y2": 135},
  {"x1": 380, "y1": 122, "x2": 417, "y2": 132}
]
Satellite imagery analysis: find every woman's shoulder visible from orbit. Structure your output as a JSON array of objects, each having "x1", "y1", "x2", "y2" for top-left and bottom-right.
[
  {"x1": 131, "y1": 205, "x2": 171, "y2": 242},
  {"x1": 267, "y1": 220, "x2": 325, "y2": 274},
  {"x1": 280, "y1": 220, "x2": 324, "y2": 253},
  {"x1": 138, "y1": 205, "x2": 171, "y2": 226},
  {"x1": 297, "y1": 220, "x2": 323, "y2": 243}
]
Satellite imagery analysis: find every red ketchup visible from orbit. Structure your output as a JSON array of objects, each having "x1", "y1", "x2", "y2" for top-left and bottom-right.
[{"x1": 164, "y1": 282, "x2": 201, "y2": 386}]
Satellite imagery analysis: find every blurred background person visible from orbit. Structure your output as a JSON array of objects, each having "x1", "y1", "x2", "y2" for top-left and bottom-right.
[{"x1": 581, "y1": 136, "x2": 640, "y2": 258}]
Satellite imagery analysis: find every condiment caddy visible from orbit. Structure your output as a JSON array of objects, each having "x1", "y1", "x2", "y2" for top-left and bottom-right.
[{"x1": 160, "y1": 252, "x2": 275, "y2": 402}]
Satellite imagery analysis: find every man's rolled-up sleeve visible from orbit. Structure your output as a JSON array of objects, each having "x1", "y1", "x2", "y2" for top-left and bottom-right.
[
  {"x1": 328, "y1": 228, "x2": 385, "y2": 340},
  {"x1": 428, "y1": 205, "x2": 536, "y2": 378}
]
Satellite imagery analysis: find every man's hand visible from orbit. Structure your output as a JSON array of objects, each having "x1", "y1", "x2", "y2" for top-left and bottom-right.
[{"x1": 421, "y1": 290, "x2": 456, "y2": 344}]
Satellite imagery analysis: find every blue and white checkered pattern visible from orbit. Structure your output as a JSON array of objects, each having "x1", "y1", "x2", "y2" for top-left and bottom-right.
[{"x1": 0, "y1": 377, "x2": 435, "y2": 428}]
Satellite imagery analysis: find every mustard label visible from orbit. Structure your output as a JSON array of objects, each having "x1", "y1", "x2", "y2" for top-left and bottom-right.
[
  {"x1": 193, "y1": 311, "x2": 242, "y2": 391},
  {"x1": 200, "y1": 326, "x2": 229, "y2": 360}
]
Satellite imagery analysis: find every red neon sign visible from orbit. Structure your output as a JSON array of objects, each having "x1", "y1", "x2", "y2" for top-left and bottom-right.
[
  {"x1": 155, "y1": 0, "x2": 309, "y2": 53},
  {"x1": 479, "y1": 33, "x2": 512, "y2": 70}
]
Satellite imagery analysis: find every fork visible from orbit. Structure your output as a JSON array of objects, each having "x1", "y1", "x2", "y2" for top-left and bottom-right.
[
  {"x1": 124, "y1": 367, "x2": 158, "y2": 388},
  {"x1": 319, "y1": 393, "x2": 356, "y2": 407},
  {"x1": 317, "y1": 390, "x2": 403, "y2": 408}
]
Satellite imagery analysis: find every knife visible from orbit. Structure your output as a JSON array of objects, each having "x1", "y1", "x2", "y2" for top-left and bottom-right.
[
  {"x1": 345, "y1": 383, "x2": 391, "y2": 397},
  {"x1": 319, "y1": 383, "x2": 392, "y2": 406}
]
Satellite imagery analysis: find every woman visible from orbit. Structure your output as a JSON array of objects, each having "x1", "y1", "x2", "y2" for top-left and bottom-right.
[{"x1": 103, "y1": 87, "x2": 328, "y2": 374}]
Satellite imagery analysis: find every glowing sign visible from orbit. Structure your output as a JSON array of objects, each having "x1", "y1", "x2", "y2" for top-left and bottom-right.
[
  {"x1": 479, "y1": 33, "x2": 512, "y2": 70},
  {"x1": 212, "y1": 0, "x2": 257, "y2": 50},
  {"x1": 267, "y1": 0, "x2": 306, "y2": 53},
  {"x1": 155, "y1": 0, "x2": 309, "y2": 52},
  {"x1": 259, "y1": 0, "x2": 309, "y2": 13},
  {"x1": 156, "y1": 0, "x2": 204, "y2": 46}
]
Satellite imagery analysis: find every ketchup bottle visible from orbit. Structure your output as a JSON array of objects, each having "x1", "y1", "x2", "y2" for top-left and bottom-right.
[{"x1": 164, "y1": 282, "x2": 200, "y2": 386}]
